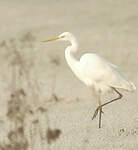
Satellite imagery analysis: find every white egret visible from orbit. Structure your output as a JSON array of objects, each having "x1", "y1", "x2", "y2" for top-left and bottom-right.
[{"x1": 43, "y1": 32, "x2": 136, "y2": 128}]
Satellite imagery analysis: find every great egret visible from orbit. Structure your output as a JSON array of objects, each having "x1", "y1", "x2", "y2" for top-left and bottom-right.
[{"x1": 43, "y1": 32, "x2": 136, "y2": 128}]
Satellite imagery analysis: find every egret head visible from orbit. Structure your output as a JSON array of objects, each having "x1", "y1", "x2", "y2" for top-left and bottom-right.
[
  {"x1": 58, "y1": 32, "x2": 74, "y2": 41},
  {"x1": 43, "y1": 32, "x2": 75, "y2": 43}
]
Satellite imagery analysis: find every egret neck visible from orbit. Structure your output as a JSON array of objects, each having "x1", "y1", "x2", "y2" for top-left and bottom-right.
[{"x1": 65, "y1": 37, "x2": 81, "y2": 78}]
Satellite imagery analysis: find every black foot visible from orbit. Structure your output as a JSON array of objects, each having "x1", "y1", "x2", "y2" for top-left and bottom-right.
[{"x1": 92, "y1": 106, "x2": 104, "y2": 120}]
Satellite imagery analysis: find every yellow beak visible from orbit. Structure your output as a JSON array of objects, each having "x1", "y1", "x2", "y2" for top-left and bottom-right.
[{"x1": 42, "y1": 36, "x2": 60, "y2": 42}]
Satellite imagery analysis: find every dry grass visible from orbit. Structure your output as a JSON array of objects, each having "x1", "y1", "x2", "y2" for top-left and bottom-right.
[{"x1": 0, "y1": 32, "x2": 62, "y2": 150}]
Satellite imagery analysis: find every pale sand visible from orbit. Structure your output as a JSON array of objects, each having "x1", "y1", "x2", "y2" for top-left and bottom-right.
[{"x1": 0, "y1": 0, "x2": 137, "y2": 150}]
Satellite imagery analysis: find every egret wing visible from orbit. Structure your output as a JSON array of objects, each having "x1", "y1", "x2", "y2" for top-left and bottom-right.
[{"x1": 80, "y1": 53, "x2": 135, "y2": 91}]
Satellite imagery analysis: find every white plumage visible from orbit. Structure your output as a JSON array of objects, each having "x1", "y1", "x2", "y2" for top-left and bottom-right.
[
  {"x1": 43, "y1": 32, "x2": 136, "y2": 128},
  {"x1": 79, "y1": 53, "x2": 136, "y2": 92}
]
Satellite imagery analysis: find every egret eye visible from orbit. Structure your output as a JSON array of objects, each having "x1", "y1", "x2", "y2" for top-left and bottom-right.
[{"x1": 60, "y1": 35, "x2": 65, "y2": 38}]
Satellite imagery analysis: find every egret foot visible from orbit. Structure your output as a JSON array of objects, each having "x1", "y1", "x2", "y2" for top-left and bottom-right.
[{"x1": 92, "y1": 106, "x2": 104, "y2": 120}]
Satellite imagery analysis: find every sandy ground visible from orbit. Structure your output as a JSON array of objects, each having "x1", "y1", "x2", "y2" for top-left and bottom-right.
[{"x1": 0, "y1": 0, "x2": 138, "y2": 150}]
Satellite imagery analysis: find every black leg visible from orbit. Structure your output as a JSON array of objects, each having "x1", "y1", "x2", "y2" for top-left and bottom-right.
[
  {"x1": 99, "y1": 106, "x2": 102, "y2": 128},
  {"x1": 92, "y1": 88, "x2": 123, "y2": 124}
]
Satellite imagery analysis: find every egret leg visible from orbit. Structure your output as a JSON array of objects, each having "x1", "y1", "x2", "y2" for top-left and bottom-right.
[
  {"x1": 92, "y1": 88, "x2": 123, "y2": 127},
  {"x1": 99, "y1": 105, "x2": 102, "y2": 128},
  {"x1": 100, "y1": 88, "x2": 123, "y2": 107},
  {"x1": 92, "y1": 106, "x2": 104, "y2": 120},
  {"x1": 93, "y1": 94, "x2": 103, "y2": 128},
  {"x1": 98, "y1": 95, "x2": 102, "y2": 128}
]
